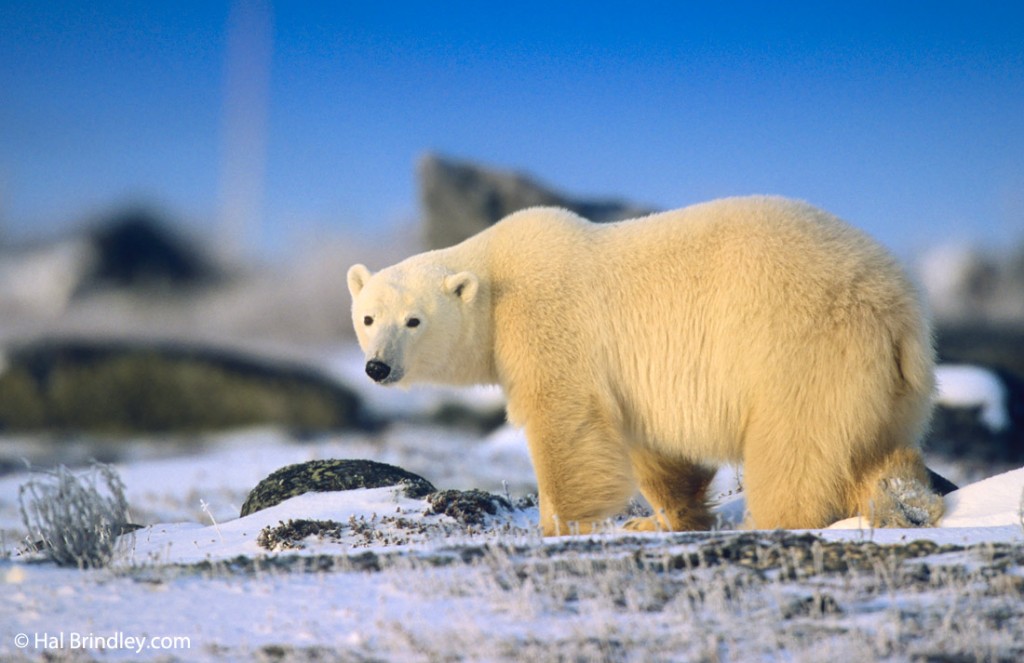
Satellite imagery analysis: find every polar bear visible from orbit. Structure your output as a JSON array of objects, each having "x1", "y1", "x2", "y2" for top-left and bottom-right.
[{"x1": 347, "y1": 196, "x2": 944, "y2": 535}]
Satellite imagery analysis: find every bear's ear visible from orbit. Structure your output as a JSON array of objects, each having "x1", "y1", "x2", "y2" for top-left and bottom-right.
[
  {"x1": 347, "y1": 264, "x2": 372, "y2": 298},
  {"x1": 443, "y1": 271, "x2": 479, "y2": 303}
]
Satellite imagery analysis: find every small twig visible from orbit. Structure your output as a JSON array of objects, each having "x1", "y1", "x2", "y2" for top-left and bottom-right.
[{"x1": 200, "y1": 499, "x2": 224, "y2": 543}]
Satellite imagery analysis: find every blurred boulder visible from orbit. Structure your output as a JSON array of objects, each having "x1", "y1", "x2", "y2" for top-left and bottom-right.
[
  {"x1": 937, "y1": 325, "x2": 1024, "y2": 382},
  {"x1": 428, "y1": 400, "x2": 508, "y2": 434},
  {"x1": 0, "y1": 338, "x2": 365, "y2": 434},
  {"x1": 0, "y1": 208, "x2": 221, "y2": 322},
  {"x1": 85, "y1": 209, "x2": 221, "y2": 291},
  {"x1": 418, "y1": 153, "x2": 657, "y2": 249},
  {"x1": 927, "y1": 363, "x2": 1024, "y2": 463}
]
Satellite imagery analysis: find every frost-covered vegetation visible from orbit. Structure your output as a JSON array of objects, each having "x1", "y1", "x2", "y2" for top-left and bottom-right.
[{"x1": 17, "y1": 462, "x2": 132, "y2": 569}]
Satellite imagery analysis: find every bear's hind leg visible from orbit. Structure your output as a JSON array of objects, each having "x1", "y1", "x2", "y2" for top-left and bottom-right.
[
  {"x1": 625, "y1": 446, "x2": 716, "y2": 531},
  {"x1": 741, "y1": 429, "x2": 848, "y2": 530}
]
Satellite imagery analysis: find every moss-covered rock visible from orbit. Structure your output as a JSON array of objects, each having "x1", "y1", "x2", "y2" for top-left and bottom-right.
[
  {"x1": 425, "y1": 488, "x2": 512, "y2": 526},
  {"x1": 0, "y1": 339, "x2": 364, "y2": 434},
  {"x1": 256, "y1": 519, "x2": 344, "y2": 551},
  {"x1": 240, "y1": 459, "x2": 436, "y2": 517}
]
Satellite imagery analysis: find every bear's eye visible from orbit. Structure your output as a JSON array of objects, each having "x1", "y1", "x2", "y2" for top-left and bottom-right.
[
  {"x1": 363, "y1": 316, "x2": 374, "y2": 326},
  {"x1": 406, "y1": 317, "x2": 421, "y2": 328}
]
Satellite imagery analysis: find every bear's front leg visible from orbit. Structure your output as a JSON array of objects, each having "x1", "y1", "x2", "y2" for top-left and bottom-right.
[{"x1": 523, "y1": 404, "x2": 635, "y2": 536}]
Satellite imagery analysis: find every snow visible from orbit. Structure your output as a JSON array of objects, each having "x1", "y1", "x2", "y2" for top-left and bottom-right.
[
  {"x1": 112, "y1": 465, "x2": 1024, "y2": 567},
  {"x1": 825, "y1": 465, "x2": 1024, "y2": 545},
  {"x1": 2, "y1": 437, "x2": 1022, "y2": 660},
  {"x1": 1, "y1": 356, "x2": 1023, "y2": 660},
  {"x1": 940, "y1": 466, "x2": 1024, "y2": 528},
  {"x1": 935, "y1": 363, "x2": 1010, "y2": 432},
  {"x1": 128, "y1": 488, "x2": 441, "y2": 566},
  {"x1": 0, "y1": 239, "x2": 96, "y2": 319}
]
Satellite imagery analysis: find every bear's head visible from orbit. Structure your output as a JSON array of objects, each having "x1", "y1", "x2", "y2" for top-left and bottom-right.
[{"x1": 347, "y1": 260, "x2": 484, "y2": 386}]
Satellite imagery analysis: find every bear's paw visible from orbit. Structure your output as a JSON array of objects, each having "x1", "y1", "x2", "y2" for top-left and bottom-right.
[{"x1": 871, "y1": 478, "x2": 944, "y2": 528}]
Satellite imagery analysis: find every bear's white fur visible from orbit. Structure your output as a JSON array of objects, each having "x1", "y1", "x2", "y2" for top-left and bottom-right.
[{"x1": 348, "y1": 196, "x2": 943, "y2": 535}]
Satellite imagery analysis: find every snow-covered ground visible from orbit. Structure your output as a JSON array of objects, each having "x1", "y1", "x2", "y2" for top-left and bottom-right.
[{"x1": 1, "y1": 348, "x2": 1022, "y2": 661}]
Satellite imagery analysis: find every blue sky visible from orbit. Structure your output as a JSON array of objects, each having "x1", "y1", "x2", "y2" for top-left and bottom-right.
[{"x1": 1, "y1": 1, "x2": 1022, "y2": 258}]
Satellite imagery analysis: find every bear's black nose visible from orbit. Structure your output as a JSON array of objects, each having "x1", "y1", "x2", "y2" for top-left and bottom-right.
[{"x1": 365, "y1": 360, "x2": 392, "y2": 383}]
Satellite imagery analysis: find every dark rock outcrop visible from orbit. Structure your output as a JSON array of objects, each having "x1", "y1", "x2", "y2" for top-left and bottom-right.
[
  {"x1": 86, "y1": 209, "x2": 221, "y2": 291},
  {"x1": 0, "y1": 339, "x2": 364, "y2": 434},
  {"x1": 418, "y1": 153, "x2": 657, "y2": 249},
  {"x1": 0, "y1": 208, "x2": 222, "y2": 321},
  {"x1": 927, "y1": 373, "x2": 1024, "y2": 464},
  {"x1": 937, "y1": 325, "x2": 1024, "y2": 383},
  {"x1": 241, "y1": 459, "x2": 436, "y2": 517},
  {"x1": 425, "y1": 488, "x2": 513, "y2": 526}
]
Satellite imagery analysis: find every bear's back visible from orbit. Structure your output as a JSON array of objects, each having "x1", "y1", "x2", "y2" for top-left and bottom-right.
[{"x1": 592, "y1": 196, "x2": 913, "y2": 318}]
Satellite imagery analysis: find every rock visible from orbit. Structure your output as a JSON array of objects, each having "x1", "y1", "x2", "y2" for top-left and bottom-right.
[
  {"x1": 926, "y1": 468, "x2": 958, "y2": 496},
  {"x1": 927, "y1": 363, "x2": 1024, "y2": 463},
  {"x1": 428, "y1": 401, "x2": 508, "y2": 434},
  {"x1": 256, "y1": 519, "x2": 344, "y2": 551},
  {"x1": 85, "y1": 209, "x2": 221, "y2": 291},
  {"x1": 418, "y1": 153, "x2": 657, "y2": 249},
  {"x1": 240, "y1": 459, "x2": 436, "y2": 517},
  {"x1": 928, "y1": 335, "x2": 1024, "y2": 468},
  {"x1": 0, "y1": 208, "x2": 222, "y2": 323},
  {"x1": 0, "y1": 338, "x2": 364, "y2": 434},
  {"x1": 928, "y1": 404, "x2": 1024, "y2": 464},
  {"x1": 937, "y1": 325, "x2": 1024, "y2": 383},
  {"x1": 425, "y1": 488, "x2": 512, "y2": 526}
]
